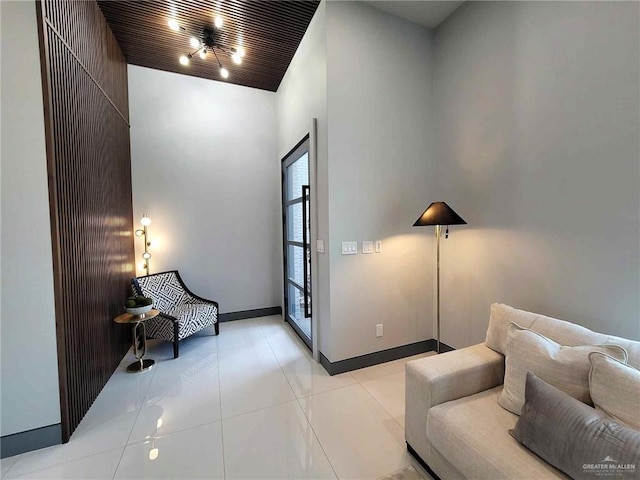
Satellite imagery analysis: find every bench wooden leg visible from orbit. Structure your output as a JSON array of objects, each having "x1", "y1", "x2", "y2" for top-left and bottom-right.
[{"x1": 215, "y1": 321, "x2": 219, "y2": 336}]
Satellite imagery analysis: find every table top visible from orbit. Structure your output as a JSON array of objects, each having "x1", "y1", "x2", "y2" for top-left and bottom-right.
[{"x1": 114, "y1": 309, "x2": 160, "y2": 324}]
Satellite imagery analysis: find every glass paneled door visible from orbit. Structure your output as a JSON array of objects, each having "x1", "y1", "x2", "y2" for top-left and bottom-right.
[{"x1": 282, "y1": 136, "x2": 312, "y2": 349}]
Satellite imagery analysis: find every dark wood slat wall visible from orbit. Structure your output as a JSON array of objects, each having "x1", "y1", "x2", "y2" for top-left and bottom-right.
[{"x1": 36, "y1": 0, "x2": 134, "y2": 442}]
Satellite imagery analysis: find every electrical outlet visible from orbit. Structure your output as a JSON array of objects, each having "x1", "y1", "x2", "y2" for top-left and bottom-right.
[
  {"x1": 375, "y1": 241, "x2": 382, "y2": 253},
  {"x1": 376, "y1": 323, "x2": 383, "y2": 337}
]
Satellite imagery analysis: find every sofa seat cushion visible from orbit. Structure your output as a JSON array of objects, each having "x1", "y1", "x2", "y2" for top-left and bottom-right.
[{"x1": 427, "y1": 386, "x2": 570, "y2": 480}]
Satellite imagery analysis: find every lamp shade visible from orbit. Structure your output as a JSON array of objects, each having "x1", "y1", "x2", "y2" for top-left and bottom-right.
[{"x1": 413, "y1": 202, "x2": 466, "y2": 226}]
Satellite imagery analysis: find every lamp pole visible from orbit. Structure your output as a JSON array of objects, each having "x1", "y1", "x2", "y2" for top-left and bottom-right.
[{"x1": 435, "y1": 224, "x2": 441, "y2": 354}]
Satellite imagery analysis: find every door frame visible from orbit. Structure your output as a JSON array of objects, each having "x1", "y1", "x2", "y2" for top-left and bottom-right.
[{"x1": 281, "y1": 134, "x2": 312, "y2": 350}]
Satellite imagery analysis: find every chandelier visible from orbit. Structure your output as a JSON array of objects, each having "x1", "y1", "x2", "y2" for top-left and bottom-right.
[{"x1": 168, "y1": 17, "x2": 245, "y2": 80}]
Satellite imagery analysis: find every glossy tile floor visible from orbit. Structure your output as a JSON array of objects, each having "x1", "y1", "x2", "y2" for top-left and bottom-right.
[{"x1": 1, "y1": 316, "x2": 435, "y2": 480}]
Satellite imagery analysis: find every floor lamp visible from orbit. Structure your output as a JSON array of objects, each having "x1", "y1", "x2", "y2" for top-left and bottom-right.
[{"x1": 413, "y1": 202, "x2": 466, "y2": 353}]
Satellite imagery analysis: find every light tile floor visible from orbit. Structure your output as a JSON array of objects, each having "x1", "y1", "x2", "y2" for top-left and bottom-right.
[{"x1": 1, "y1": 316, "x2": 435, "y2": 480}]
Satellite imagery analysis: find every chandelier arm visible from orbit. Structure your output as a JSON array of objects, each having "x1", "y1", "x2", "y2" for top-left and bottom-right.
[
  {"x1": 211, "y1": 48, "x2": 224, "y2": 68},
  {"x1": 189, "y1": 47, "x2": 203, "y2": 56},
  {"x1": 215, "y1": 45, "x2": 233, "y2": 57}
]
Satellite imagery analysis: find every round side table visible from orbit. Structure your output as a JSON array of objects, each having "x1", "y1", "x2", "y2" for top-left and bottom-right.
[{"x1": 114, "y1": 309, "x2": 160, "y2": 373}]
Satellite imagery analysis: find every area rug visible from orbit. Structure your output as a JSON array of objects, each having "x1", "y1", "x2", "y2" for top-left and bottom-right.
[{"x1": 377, "y1": 465, "x2": 426, "y2": 480}]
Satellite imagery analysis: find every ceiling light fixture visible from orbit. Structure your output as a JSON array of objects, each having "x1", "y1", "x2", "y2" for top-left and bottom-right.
[{"x1": 169, "y1": 21, "x2": 242, "y2": 81}]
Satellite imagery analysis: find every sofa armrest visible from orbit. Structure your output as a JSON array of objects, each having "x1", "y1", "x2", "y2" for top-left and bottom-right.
[{"x1": 405, "y1": 343, "x2": 505, "y2": 465}]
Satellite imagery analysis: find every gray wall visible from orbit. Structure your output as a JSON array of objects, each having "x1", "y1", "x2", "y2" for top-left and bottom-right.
[
  {"x1": 325, "y1": 2, "x2": 436, "y2": 361},
  {"x1": 276, "y1": 2, "x2": 330, "y2": 354},
  {"x1": 433, "y1": 1, "x2": 640, "y2": 346},
  {"x1": 0, "y1": 1, "x2": 61, "y2": 436},
  {"x1": 128, "y1": 66, "x2": 280, "y2": 313}
]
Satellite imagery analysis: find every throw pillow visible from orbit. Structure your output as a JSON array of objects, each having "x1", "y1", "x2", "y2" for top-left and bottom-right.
[
  {"x1": 511, "y1": 372, "x2": 640, "y2": 480},
  {"x1": 498, "y1": 323, "x2": 627, "y2": 415},
  {"x1": 589, "y1": 352, "x2": 640, "y2": 430}
]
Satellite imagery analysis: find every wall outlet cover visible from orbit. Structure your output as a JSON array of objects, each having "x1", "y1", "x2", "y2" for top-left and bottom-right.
[
  {"x1": 375, "y1": 241, "x2": 382, "y2": 253},
  {"x1": 376, "y1": 323, "x2": 383, "y2": 337},
  {"x1": 316, "y1": 240, "x2": 325, "y2": 253}
]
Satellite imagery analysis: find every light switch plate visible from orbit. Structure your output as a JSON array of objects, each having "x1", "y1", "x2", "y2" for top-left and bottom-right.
[
  {"x1": 316, "y1": 240, "x2": 325, "y2": 254},
  {"x1": 342, "y1": 241, "x2": 357, "y2": 255},
  {"x1": 375, "y1": 241, "x2": 382, "y2": 253},
  {"x1": 362, "y1": 241, "x2": 374, "y2": 254}
]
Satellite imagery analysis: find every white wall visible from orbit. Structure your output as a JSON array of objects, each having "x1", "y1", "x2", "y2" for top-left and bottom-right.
[
  {"x1": 128, "y1": 66, "x2": 280, "y2": 313},
  {"x1": 276, "y1": 3, "x2": 330, "y2": 354},
  {"x1": 0, "y1": 1, "x2": 61, "y2": 436},
  {"x1": 325, "y1": 2, "x2": 436, "y2": 361},
  {"x1": 433, "y1": 1, "x2": 640, "y2": 346}
]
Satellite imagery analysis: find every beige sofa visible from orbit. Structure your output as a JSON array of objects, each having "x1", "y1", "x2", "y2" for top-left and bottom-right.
[{"x1": 405, "y1": 304, "x2": 640, "y2": 479}]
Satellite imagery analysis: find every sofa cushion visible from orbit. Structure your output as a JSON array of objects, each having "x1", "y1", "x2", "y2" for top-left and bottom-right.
[
  {"x1": 499, "y1": 324, "x2": 627, "y2": 415},
  {"x1": 511, "y1": 372, "x2": 640, "y2": 480},
  {"x1": 589, "y1": 352, "x2": 640, "y2": 430},
  {"x1": 485, "y1": 304, "x2": 640, "y2": 369},
  {"x1": 427, "y1": 386, "x2": 569, "y2": 480}
]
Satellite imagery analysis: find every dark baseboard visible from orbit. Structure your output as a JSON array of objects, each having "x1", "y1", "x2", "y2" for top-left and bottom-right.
[
  {"x1": 319, "y1": 338, "x2": 454, "y2": 376},
  {"x1": 407, "y1": 442, "x2": 442, "y2": 480},
  {"x1": 219, "y1": 306, "x2": 282, "y2": 322},
  {"x1": 1, "y1": 423, "x2": 61, "y2": 458},
  {"x1": 438, "y1": 341, "x2": 455, "y2": 353}
]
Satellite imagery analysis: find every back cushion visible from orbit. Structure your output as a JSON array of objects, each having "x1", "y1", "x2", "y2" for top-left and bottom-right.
[
  {"x1": 134, "y1": 272, "x2": 188, "y2": 311},
  {"x1": 485, "y1": 304, "x2": 640, "y2": 369}
]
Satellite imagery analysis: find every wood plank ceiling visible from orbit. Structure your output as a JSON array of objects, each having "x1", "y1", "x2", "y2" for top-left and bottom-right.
[{"x1": 98, "y1": 0, "x2": 320, "y2": 92}]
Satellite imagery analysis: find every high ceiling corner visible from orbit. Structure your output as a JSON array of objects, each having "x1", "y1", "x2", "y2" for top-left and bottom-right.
[
  {"x1": 98, "y1": 0, "x2": 320, "y2": 92},
  {"x1": 365, "y1": 1, "x2": 464, "y2": 29}
]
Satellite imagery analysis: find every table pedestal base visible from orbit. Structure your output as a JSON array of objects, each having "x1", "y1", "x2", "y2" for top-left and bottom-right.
[{"x1": 126, "y1": 359, "x2": 155, "y2": 373}]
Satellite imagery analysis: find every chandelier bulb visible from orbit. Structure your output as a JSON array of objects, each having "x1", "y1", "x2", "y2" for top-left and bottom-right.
[
  {"x1": 179, "y1": 55, "x2": 189, "y2": 66},
  {"x1": 236, "y1": 46, "x2": 245, "y2": 57},
  {"x1": 190, "y1": 37, "x2": 200, "y2": 48},
  {"x1": 220, "y1": 67, "x2": 229, "y2": 79},
  {"x1": 214, "y1": 16, "x2": 223, "y2": 29},
  {"x1": 199, "y1": 49, "x2": 207, "y2": 59},
  {"x1": 168, "y1": 19, "x2": 180, "y2": 31},
  {"x1": 232, "y1": 53, "x2": 242, "y2": 65}
]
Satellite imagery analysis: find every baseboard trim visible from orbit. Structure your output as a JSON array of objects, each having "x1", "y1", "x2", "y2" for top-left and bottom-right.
[
  {"x1": 406, "y1": 442, "x2": 442, "y2": 480},
  {"x1": 319, "y1": 339, "x2": 454, "y2": 375},
  {"x1": 219, "y1": 306, "x2": 282, "y2": 322},
  {"x1": 1, "y1": 423, "x2": 61, "y2": 458}
]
